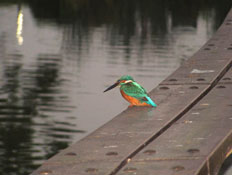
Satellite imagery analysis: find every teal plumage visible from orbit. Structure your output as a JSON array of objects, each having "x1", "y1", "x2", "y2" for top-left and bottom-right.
[
  {"x1": 104, "y1": 75, "x2": 157, "y2": 107},
  {"x1": 145, "y1": 96, "x2": 157, "y2": 107},
  {"x1": 120, "y1": 81, "x2": 157, "y2": 107}
]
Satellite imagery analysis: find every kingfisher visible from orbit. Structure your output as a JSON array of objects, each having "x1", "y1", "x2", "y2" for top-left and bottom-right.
[{"x1": 104, "y1": 75, "x2": 157, "y2": 107}]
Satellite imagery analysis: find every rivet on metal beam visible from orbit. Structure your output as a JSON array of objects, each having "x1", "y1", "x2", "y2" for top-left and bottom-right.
[
  {"x1": 169, "y1": 78, "x2": 177, "y2": 81},
  {"x1": 65, "y1": 152, "x2": 77, "y2": 156},
  {"x1": 197, "y1": 78, "x2": 206, "y2": 81},
  {"x1": 222, "y1": 77, "x2": 231, "y2": 80},
  {"x1": 143, "y1": 149, "x2": 156, "y2": 155},
  {"x1": 217, "y1": 85, "x2": 226, "y2": 89},
  {"x1": 106, "y1": 152, "x2": 118, "y2": 156},
  {"x1": 159, "y1": 86, "x2": 169, "y2": 90},
  {"x1": 189, "y1": 86, "x2": 199, "y2": 89},
  {"x1": 187, "y1": 148, "x2": 200, "y2": 154}
]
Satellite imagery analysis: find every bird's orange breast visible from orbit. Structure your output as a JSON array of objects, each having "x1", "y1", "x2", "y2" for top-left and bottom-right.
[{"x1": 120, "y1": 90, "x2": 150, "y2": 106}]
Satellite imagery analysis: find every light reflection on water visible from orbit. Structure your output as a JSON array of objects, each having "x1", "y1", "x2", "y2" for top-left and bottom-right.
[{"x1": 0, "y1": 1, "x2": 231, "y2": 174}]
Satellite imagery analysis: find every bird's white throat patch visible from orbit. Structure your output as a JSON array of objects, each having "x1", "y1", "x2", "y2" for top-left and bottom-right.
[{"x1": 125, "y1": 80, "x2": 133, "y2": 84}]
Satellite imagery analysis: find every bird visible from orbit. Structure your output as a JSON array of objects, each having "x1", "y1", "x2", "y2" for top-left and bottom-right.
[{"x1": 103, "y1": 75, "x2": 157, "y2": 107}]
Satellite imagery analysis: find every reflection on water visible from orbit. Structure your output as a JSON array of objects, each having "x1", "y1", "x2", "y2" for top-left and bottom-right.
[
  {"x1": 16, "y1": 7, "x2": 23, "y2": 45},
  {"x1": 0, "y1": 0, "x2": 231, "y2": 174}
]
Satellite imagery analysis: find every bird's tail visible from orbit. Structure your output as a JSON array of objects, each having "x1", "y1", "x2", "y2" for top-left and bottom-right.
[{"x1": 145, "y1": 96, "x2": 157, "y2": 107}]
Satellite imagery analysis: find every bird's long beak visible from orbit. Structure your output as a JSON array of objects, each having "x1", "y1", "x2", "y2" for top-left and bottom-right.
[{"x1": 103, "y1": 81, "x2": 119, "y2": 92}]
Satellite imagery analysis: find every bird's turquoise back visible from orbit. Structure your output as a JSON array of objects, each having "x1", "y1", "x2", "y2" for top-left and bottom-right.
[
  {"x1": 120, "y1": 82, "x2": 157, "y2": 107},
  {"x1": 120, "y1": 82, "x2": 147, "y2": 98}
]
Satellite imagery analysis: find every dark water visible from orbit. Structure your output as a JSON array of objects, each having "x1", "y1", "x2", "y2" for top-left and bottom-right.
[{"x1": 0, "y1": 0, "x2": 231, "y2": 174}]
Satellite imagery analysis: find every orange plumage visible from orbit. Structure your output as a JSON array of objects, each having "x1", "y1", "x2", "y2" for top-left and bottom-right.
[
  {"x1": 103, "y1": 75, "x2": 157, "y2": 107},
  {"x1": 120, "y1": 90, "x2": 150, "y2": 107}
]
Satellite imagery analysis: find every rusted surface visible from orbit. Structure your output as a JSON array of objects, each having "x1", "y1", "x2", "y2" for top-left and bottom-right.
[
  {"x1": 32, "y1": 84, "x2": 211, "y2": 175},
  {"x1": 31, "y1": 8, "x2": 232, "y2": 175},
  {"x1": 117, "y1": 83, "x2": 232, "y2": 175},
  {"x1": 220, "y1": 67, "x2": 232, "y2": 84},
  {"x1": 118, "y1": 159, "x2": 206, "y2": 175}
]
